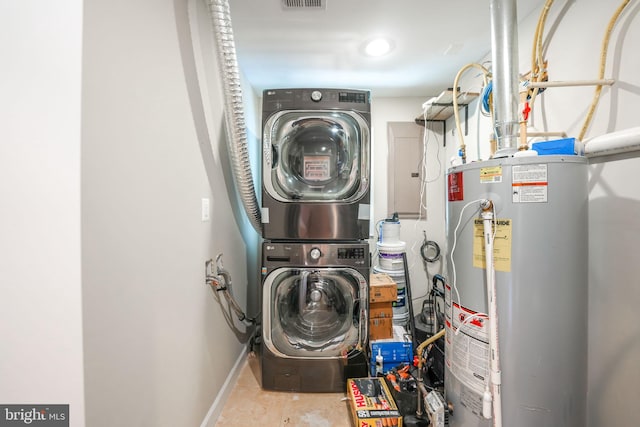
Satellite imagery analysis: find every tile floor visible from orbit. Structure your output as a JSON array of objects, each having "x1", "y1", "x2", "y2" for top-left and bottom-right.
[{"x1": 214, "y1": 353, "x2": 352, "y2": 427}]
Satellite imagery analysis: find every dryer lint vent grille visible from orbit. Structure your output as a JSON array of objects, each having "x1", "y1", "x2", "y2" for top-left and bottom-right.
[{"x1": 282, "y1": 0, "x2": 326, "y2": 10}]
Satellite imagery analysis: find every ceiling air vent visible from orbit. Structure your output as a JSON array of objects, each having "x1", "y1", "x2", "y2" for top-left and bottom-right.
[{"x1": 282, "y1": 0, "x2": 326, "y2": 10}]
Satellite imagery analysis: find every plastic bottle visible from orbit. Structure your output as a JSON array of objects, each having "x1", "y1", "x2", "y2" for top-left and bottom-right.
[{"x1": 375, "y1": 348, "x2": 384, "y2": 376}]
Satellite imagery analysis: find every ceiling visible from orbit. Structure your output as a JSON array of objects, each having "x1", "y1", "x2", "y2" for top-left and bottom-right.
[{"x1": 229, "y1": 0, "x2": 545, "y2": 98}]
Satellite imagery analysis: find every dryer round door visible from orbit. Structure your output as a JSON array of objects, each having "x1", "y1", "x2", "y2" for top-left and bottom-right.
[
  {"x1": 263, "y1": 110, "x2": 370, "y2": 202},
  {"x1": 263, "y1": 267, "x2": 367, "y2": 358}
]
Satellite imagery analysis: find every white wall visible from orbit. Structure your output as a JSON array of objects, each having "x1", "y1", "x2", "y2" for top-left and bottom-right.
[
  {"x1": 0, "y1": 2, "x2": 86, "y2": 425},
  {"x1": 587, "y1": 153, "x2": 640, "y2": 426},
  {"x1": 82, "y1": 0, "x2": 258, "y2": 426}
]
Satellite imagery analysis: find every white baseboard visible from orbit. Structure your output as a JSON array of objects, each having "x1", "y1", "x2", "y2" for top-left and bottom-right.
[{"x1": 200, "y1": 346, "x2": 248, "y2": 427}]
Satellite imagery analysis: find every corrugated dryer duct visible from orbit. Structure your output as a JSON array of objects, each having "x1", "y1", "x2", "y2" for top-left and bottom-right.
[
  {"x1": 282, "y1": 0, "x2": 326, "y2": 10},
  {"x1": 207, "y1": 0, "x2": 263, "y2": 235}
]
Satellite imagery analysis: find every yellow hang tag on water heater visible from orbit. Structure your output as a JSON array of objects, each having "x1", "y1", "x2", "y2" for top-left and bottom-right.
[{"x1": 472, "y1": 218, "x2": 512, "y2": 272}]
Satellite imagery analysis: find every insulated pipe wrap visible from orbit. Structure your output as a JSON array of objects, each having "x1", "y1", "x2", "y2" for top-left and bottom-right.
[{"x1": 207, "y1": 0, "x2": 262, "y2": 234}]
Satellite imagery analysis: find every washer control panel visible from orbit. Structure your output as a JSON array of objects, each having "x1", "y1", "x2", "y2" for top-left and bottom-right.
[
  {"x1": 310, "y1": 247, "x2": 322, "y2": 259},
  {"x1": 310, "y1": 90, "x2": 323, "y2": 102},
  {"x1": 337, "y1": 247, "x2": 366, "y2": 260}
]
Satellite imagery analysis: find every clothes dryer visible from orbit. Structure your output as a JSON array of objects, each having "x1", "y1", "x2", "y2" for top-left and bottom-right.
[
  {"x1": 261, "y1": 88, "x2": 371, "y2": 240},
  {"x1": 260, "y1": 241, "x2": 369, "y2": 392}
]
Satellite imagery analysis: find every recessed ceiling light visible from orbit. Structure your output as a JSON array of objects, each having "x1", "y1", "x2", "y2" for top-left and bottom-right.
[{"x1": 364, "y1": 38, "x2": 393, "y2": 57}]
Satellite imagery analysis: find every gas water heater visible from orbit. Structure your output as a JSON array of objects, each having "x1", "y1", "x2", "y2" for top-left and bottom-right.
[{"x1": 445, "y1": 155, "x2": 587, "y2": 427}]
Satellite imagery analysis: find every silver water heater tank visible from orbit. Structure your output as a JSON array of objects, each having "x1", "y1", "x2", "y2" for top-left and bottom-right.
[{"x1": 444, "y1": 155, "x2": 587, "y2": 427}]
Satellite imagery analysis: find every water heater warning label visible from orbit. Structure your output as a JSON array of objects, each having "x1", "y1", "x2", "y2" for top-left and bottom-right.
[
  {"x1": 448, "y1": 172, "x2": 464, "y2": 201},
  {"x1": 512, "y1": 164, "x2": 548, "y2": 203},
  {"x1": 479, "y1": 166, "x2": 502, "y2": 183},
  {"x1": 444, "y1": 297, "x2": 490, "y2": 396}
]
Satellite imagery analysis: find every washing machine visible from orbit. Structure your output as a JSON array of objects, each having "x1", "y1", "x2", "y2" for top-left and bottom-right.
[
  {"x1": 261, "y1": 88, "x2": 371, "y2": 241},
  {"x1": 260, "y1": 241, "x2": 370, "y2": 392}
]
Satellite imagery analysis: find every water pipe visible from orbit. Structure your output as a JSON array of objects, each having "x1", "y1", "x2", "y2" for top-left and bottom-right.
[{"x1": 481, "y1": 200, "x2": 502, "y2": 427}]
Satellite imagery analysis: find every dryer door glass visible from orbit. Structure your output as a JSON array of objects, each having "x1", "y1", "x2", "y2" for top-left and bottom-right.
[
  {"x1": 263, "y1": 111, "x2": 369, "y2": 202},
  {"x1": 266, "y1": 268, "x2": 364, "y2": 358}
]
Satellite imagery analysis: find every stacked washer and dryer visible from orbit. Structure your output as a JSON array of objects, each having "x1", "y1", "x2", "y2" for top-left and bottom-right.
[{"x1": 259, "y1": 88, "x2": 372, "y2": 392}]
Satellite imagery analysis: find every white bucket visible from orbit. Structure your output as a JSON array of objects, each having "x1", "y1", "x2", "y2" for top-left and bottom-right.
[
  {"x1": 376, "y1": 241, "x2": 406, "y2": 270},
  {"x1": 392, "y1": 310, "x2": 410, "y2": 327},
  {"x1": 379, "y1": 220, "x2": 401, "y2": 244},
  {"x1": 373, "y1": 266, "x2": 409, "y2": 325}
]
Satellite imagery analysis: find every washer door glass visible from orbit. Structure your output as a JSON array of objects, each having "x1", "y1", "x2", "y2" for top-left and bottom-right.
[
  {"x1": 264, "y1": 268, "x2": 365, "y2": 358},
  {"x1": 263, "y1": 111, "x2": 369, "y2": 202}
]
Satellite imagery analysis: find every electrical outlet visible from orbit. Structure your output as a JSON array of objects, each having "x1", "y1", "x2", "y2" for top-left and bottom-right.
[{"x1": 201, "y1": 198, "x2": 210, "y2": 221}]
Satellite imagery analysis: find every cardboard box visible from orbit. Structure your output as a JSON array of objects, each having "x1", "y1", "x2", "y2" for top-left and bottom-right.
[
  {"x1": 370, "y1": 273, "x2": 397, "y2": 303},
  {"x1": 347, "y1": 377, "x2": 403, "y2": 427},
  {"x1": 369, "y1": 317, "x2": 393, "y2": 341},
  {"x1": 369, "y1": 302, "x2": 393, "y2": 319}
]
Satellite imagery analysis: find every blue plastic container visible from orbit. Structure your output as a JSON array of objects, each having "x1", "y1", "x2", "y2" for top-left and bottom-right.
[
  {"x1": 370, "y1": 340, "x2": 413, "y2": 365},
  {"x1": 531, "y1": 137, "x2": 583, "y2": 155}
]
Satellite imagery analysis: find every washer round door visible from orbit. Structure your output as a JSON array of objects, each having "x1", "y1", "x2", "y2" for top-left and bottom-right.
[
  {"x1": 263, "y1": 267, "x2": 367, "y2": 358},
  {"x1": 263, "y1": 111, "x2": 370, "y2": 202}
]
